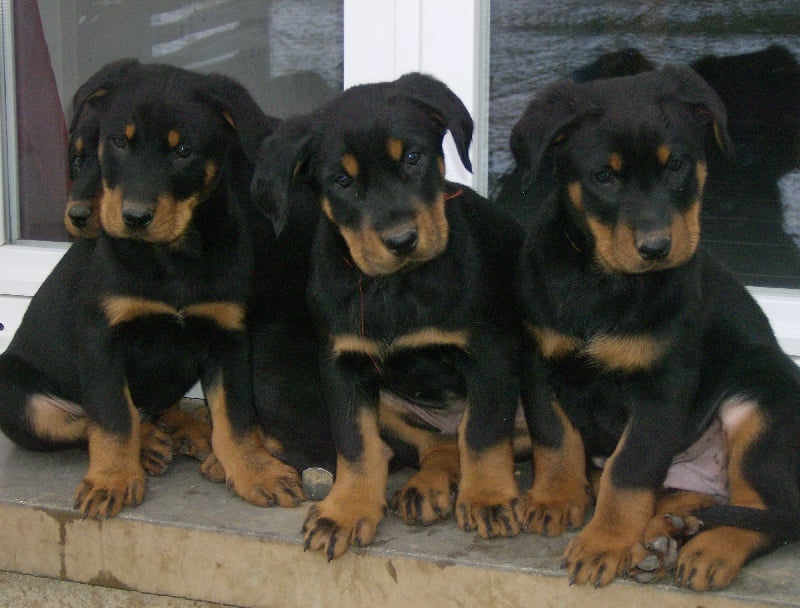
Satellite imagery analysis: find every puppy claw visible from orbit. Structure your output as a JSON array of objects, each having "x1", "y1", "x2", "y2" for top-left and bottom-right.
[
  {"x1": 635, "y1": 571, "x2": 658, "y2": 584},
  {"x1": 645, "y1": 535, "x2": 669, "y2": 555},
  {"x1": 637, "y1": 554, "x2": 661, "y2": 572}
]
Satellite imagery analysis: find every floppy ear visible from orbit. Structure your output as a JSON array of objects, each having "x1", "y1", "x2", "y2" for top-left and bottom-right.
[
  {"x1": 656, "y1": 64, "x2": 734, "y2": 158},
  {"x1": 393, "y1": 72, "x2": 474, "y2": 172},
  {"x1": 70, "y1": 58, "x2": 140, "y2": 133},
  {"x1": 251, "y1": 116, "x2": 316, "y2": 237},
  {"x1": 195, "y1": 73, "x2": 282, "y2": 164},
  {"x1": 510, "y1": 79, "x2": 594, "y2": 191}
]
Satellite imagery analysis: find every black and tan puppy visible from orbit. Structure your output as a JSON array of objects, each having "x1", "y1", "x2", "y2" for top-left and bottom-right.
[
  {"x1": 254, "y1": 72, "x2": 524, "y2": 559},
  {"x1": 60, "y1": 58, "x2": 213, "y2": 471},
  {"x1": 505, "y1": 64, "x2": 800, "y2": 590},
  {"x1": 0, "y1": 61, "x2": 303, "y2": 518}
]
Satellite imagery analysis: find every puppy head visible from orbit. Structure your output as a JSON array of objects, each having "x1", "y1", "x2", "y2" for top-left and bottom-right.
[
  {"x1": 65, "y1": 104, "x2": 102, "y2": 238},
  {"x1": 253, "y1": 72, "x2": 473, "y2": 276},
  {"x1": 512, "y1": 65, "x2": 733, "y2": 274},
  {"x1": 79, "y1": 62, "x2": 279, "y2": 244}
]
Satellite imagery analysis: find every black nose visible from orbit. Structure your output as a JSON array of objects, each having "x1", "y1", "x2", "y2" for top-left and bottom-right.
[
  {"x1": 67, "y1": 205, "x2": 92, "y2": 228},
  {"x1": 382, "y1": 229, "x2": 419, "y2": 256},
  {"x1": 122, "y1": 206, "x2": 154, "y2": 229},
  {"x1": 637, "y1": 235, "x2": 672, "y2": 260}
]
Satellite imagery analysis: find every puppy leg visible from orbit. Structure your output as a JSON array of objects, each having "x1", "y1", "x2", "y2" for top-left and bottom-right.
[
  {"x1": 562, "y1": 428, "x2": 659, "y2": 587},
  {"x1": 456, "y1": 431, "x2": 522, "y2": 538},
  {"x1": 73, "y1": 391, "x2": 146, "y2": 519},
  {"x1": 303, "y1": 408, "x2": 390, "y2": 560},
  {"x1": 525, "y1": 400, "x2": 592, "y2": 536},
  {"x1": 0, "y1": 355, "x2": 88, "y2": 450},
  {"x1": 203, "y1": 372, "x2": 304, "y2": 508},
  {"x1": 520, "y1": 347, "x2": 592, "y2": 536},
  {"x1": 455, "y1": 338, "x2": 523, "y2": 538},
  {"x1": 564, "y1": 471, "x2": 655, "y2": 586}
]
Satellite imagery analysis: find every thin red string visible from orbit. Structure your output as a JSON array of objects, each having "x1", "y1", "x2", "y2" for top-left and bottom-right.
[
  {"x1": 342, "y1": 255, "x2": 380, "y2": 372},
  {"x1": 444, "y1": 188, "x2": 463, "y2": 201}
]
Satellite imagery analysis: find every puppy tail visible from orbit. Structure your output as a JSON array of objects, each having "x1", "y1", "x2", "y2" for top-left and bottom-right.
[{"x1": 696, "y1": 505, "x2": 800, "y2": 543}]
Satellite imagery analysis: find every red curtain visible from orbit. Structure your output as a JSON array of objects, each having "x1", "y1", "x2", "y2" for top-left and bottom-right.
[{"x1": 14, "y1": 0, "x2": 69, "y2": 241}]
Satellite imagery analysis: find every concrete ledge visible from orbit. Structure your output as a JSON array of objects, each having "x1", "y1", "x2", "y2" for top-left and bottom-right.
[
  {"x1": 1, "y1": 433, "x2": 799, "y2": 607},
  {"x1": 0, "y1": 571, "x2": 227, "y2": 608}
]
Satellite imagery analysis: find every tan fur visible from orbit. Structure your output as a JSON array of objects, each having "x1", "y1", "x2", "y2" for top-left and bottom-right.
[
  {"x1": 386, "y1": 137, "x2": 403, "y2": 162},
  {"x1": 27, "y1": 395, "x2": 88, "y2": 443},
  {"x1": 657, "y1": 145, "x2": 671, "y2": 165},
  {"x1": 567, "y1": 181, "x2": 583, "y2": 212},
  {"x1": 456, "y1": 406, "x2": 522, "y2": 538},
  {"x1": 182, "y1": 302, "x2": 246, "y2": 331},
  {"x1": 528, "y1": 324, "x2": 582, "y2": 360},
  {"x1": 103, "y1": 296, "x2": 246, "y2": 331},
  {"x1": 393, "y1": 328, "x2": 469, "y2": 351},
  {"x1": 341, "y1": 153, "x2": 359, "y2": 177},
  {"x1": 585, "y1": 333, "x2": 666, "y2": 372}
]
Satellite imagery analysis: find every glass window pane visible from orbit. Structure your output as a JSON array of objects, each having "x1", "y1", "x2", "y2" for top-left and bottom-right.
[
  {"x1": 490, "y1": 0, "x2": 800, "y2": 288},
  {"x1": 12, "y1": 0, "x2": 343, "y2": 242}
]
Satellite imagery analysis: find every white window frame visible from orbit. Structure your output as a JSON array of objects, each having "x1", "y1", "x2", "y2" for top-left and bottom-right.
[{"x1": 2, "y1": 0, "x2": 800, "y2": 361}]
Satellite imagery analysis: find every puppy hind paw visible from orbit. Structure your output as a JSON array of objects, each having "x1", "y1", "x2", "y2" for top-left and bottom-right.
[
  {"x1": 139, "y1": 423, "x2": 173, "y2": 476},
  {"x1": 629, "y1": 512, "x2": 703, "y2": 584}
]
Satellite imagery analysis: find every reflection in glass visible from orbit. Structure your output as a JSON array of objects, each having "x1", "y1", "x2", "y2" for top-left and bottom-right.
[
  {"x1": 490, "y1": 0, "x2": 800, "y2": 287},
  {"x1": 14, "y1": 0, "x2": 343, "y2": 242}
]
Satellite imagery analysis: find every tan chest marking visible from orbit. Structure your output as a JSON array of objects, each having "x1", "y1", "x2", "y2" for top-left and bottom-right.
[
  {"x1": 528, "y1": 324, "x2": 583, "y2": 359},
  {"x1": 102, "y1": 296, "x2": 246, "y2": 331},
  {"x1": 331, "y1": 327, "x2": 469, "y2": 361},
  {"x1": 529, "y1": 324, "x2": 666, "y2": 372}
]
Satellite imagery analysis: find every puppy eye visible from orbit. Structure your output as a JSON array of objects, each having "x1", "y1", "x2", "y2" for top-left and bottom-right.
[
  {"x1": 593, "y1": 169, "x2": 614, "y2": 184},
  {"x1": 70, "y1": 155, "x2": 83, "y2": 175},
  {"x1": 334, "y1": 174, "x2": 353, "y2": 188},
  {"x1": 110, "y1": 134, "x2": 127, "y2": 149},
  {"x1": 404, "y1": 151, "x2": 421, "y2": 165},
  {"x1": 666, "y1": 157, "x2": 685, "y2": 172},
  {"x1": 175, "y1": 143, "x2": 192, "y2": 158}
]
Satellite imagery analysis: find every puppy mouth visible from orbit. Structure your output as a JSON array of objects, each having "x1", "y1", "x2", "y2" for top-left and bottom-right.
[
  {"x1": 100, "y1": 185, "x2": 200, "y2": 244},
  {"x1": 591, "y1": 222, "x2": 700, "y2": 274},
  {"x1": 343, "y1": 224, "x2": 447, "y2": 276},
  {"x1": 326, "y1": 193, "x2": 450, "y2": 276},
  {"x1": 585, "y1": 199, "x2": 702, "y2": 274}
]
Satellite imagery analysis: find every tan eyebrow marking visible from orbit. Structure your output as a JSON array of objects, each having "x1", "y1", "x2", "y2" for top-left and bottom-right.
[
  {"x1": 387, "y1": 137, "x2": 403, "y2": 161},
  {"x1": 342, "y1": 153, "x2": 359, "y2": 178},
  {"x1": 657, "y1": 145, "x2": 671, "y2": 165}
]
